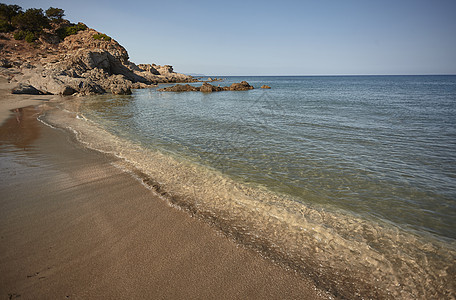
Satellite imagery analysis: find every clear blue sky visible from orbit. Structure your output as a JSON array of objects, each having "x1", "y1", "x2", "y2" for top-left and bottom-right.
[{"x1": 6, "y1": 0, "x2": 456, "y2": 75}]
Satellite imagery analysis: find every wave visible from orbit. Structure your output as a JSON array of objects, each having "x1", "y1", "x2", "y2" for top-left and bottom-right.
[{"x1": 39, "y1": 100, "x2": 456, "y2": 299}]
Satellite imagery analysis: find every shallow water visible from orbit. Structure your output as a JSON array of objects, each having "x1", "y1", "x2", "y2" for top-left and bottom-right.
[{"x1": 40, "y1": 75, "x2": 456, "y2": 299}]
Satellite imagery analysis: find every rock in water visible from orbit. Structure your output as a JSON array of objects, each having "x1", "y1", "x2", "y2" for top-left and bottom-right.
[
  {"x1": 158, "y1": 81, "x2": 254, "y2": 93},
  {"x1": 261, "y1": 85, "x2": 271, "y2": 89},
  {"x1": 229, "y1": 81, "x2": 254, "y2": 91},
  {"x1": 157, "y1": 84, "x2": 198, "y2": 92}
]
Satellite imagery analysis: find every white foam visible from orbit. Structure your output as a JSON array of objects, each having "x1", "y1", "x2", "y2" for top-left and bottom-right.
[{"x1": 39, "y1": 100, "x2": 456, "y2": 299}]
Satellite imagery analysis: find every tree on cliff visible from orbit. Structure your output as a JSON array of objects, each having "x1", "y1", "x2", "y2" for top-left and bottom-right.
[
  {"x1": 12, "y1": 8, "x2": 49, "y2": 33},
  {"x1": 0, "y1": 3, "x2": 22, "y2": 32},
  {"x1": 45, "y1": 7, "x2": 64, "y2": 22},
  {"x1": 0, "y1": 3, "x2": 22, "y2": 24}
]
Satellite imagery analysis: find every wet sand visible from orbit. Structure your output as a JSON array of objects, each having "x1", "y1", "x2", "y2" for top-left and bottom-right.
[{"x1": 0, "y1": 84, "x2": 330, "y2": 298}]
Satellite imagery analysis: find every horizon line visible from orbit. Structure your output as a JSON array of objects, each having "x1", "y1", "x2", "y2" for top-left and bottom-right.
[{"x1": 193, "y1": 73, "x2": 456, "y2": 77}]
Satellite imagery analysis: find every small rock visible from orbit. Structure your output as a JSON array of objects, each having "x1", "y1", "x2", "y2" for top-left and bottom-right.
[
  {"x1": 260, "y1": 85, "x2": 271, "y2": 89},
  {"x1": 111, "y1": 86, "x2": 132, "y2": 95}
]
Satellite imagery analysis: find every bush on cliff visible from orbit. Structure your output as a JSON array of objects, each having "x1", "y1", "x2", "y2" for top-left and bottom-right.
[
  {"x1": 13, "y1": 29, "x2": 36, "y2": 43},
  {"x1": 56, "y1": 22, "x2": 87, "y2": 40},
  {"x1": 13, "y1": 30, "x2": 25, "y2": 40},
  {"x1": 24, "y1": 31, "x2": 36, "y2": 43},
  {"x1": 93, "y1": 33, "x2": 111, "y2": 41}
]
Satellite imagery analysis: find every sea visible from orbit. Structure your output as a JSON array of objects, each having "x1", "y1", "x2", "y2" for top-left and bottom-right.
[{"x1": 43, "y1": 75, "x2": 456, "y2": 299}]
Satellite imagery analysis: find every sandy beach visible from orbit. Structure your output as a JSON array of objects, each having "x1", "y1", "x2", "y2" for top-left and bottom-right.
[{"x1": 0, "y1": 79, "x2": 329, "y2": 299}]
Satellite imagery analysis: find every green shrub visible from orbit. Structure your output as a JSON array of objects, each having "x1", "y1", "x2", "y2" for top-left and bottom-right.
[
  {"x1": 92, "y1": 33, "x2": 111, "y2": 41},
  {"x1": 56, "y1": 22, "x2": 87, "y2": 40},
  {"x1": 13, "y1": 30, "x2": 35, "y2": 42},
  {"x1": 24, "y1": 31, "x2": 35, "y2": 43},
  {"x1": 13, "y1": 30, "x2": 26, "y2": 40}
]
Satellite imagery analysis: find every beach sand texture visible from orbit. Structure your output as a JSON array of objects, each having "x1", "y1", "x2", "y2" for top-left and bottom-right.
[{"x1": 0, "y1": 82, "x2": 328, "y2": 299}]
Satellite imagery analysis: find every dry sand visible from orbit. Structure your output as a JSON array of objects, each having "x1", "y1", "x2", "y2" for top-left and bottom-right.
[{"x1": 0, "y1": 81, "x2": 330, "y2": 299}]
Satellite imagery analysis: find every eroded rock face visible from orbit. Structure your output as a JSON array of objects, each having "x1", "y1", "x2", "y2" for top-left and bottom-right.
[{"x1": 1, "y1": 27, "x2": 196, "y2": 95}]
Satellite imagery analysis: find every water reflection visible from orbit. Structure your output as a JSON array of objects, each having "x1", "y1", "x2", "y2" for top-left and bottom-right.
[{"x1": 0, "y1": 106, "x2": 42, "y2": 149}]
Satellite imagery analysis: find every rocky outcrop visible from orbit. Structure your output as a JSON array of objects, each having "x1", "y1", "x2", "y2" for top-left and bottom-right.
[
  {"x1": 207, "y1": 77, "x2": 223, "y2": 82},
  {"x1": 158, "y1": 81, "x2": 254, "y2": 93},
  {"x1": 261, "y1": 85, "x2": 271, "y2": 89},
  {"x1": 229, "y1": 81, "x2": 254, "y2": 91},
  {"x1": 157, "y1": 84, "x2": 199, "y2": 92},
  {"x1": 1, "y1": 27, "x2": 196, "y2": 96},
  {"x1": 200, "y1": 82, "x2": 225, "y2": 92}
]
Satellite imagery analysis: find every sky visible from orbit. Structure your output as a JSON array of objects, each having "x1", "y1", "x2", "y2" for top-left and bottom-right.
[{"x1": 5, "y1": 0, "x2": 456, "y2": 75}]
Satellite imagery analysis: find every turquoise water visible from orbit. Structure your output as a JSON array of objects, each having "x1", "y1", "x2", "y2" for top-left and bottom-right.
[
  {"x1": 50, "y1": 75, "x2": 456, "y2": 298},
  {"x1": 82, "y1": 75, "x2": 456, "y2": 240}
]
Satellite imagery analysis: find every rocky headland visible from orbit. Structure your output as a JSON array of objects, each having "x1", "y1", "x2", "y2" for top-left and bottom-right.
[{"x1": 0, "y1": 11, "x2": 195, "y2": 96}]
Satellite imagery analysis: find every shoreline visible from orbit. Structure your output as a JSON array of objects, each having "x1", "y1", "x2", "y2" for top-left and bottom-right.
[{"x1": 0, "y1": 85, "x2": 329, "y2": 298}]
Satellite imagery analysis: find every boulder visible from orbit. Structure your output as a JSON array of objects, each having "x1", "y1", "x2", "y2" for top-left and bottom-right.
[
  {"x1": 260, "y1": 85, "x2": 271, "y2": 89},
  {"x1": 78, "y1": 81, "x2": 105, "y2": 95},
  {"x1": 11, "y1": 83, "x2": 43, "y2": 95},
  {"x1": 111, "y1": 85, "x2": 132, "y2": 95},
  {"x1": 200, "y1": 82, "x2": 224, "y2": 92}
]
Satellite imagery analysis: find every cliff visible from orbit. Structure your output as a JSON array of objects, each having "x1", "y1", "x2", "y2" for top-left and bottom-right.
[{"x1": 0, "y1": 25, "x2": 195, "y2": 95}]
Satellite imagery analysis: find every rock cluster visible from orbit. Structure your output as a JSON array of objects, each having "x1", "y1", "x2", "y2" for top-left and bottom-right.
[
  {"x1": 207, "y1": 77, "x2": 223, "y2": 82},
  {"x1": 0, "y1": 27, "x2": 196, "y2": 96},
  {"x1": 158, "y1": 81, "x2": 254, "y2": 93}
]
